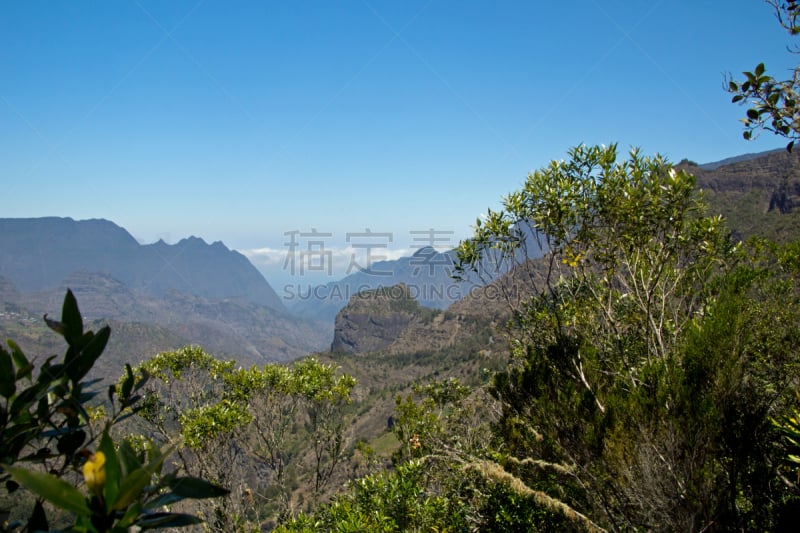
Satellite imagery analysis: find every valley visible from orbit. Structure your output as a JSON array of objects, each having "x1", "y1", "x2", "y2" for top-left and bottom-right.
[{"x1": 3, "y1": 147, "x2": 800, "y2": 531}]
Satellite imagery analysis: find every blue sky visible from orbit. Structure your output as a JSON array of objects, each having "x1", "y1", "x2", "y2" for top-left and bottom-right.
[{"x1": 1, "y1": 1, "x2": 795, "y2": 285}]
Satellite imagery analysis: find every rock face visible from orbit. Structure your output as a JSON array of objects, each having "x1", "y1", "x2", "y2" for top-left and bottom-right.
[
  {"x1": 330, "y1": 283, "x2": 487, "y2": 356},
  {"x1": 331, "y1": 285, "x2": 419, "y2": 354},
  {"x1": 677, "y1": 149, "x2": 800, "y2": 242}
]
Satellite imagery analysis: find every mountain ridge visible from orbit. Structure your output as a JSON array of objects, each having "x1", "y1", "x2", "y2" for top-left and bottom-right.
[
  {"x1": 0, "y1": 218, "x2": 330, "y2": 365},
  {"x1": 0, "y1": 217, "x2": 284, "y2": 312}
]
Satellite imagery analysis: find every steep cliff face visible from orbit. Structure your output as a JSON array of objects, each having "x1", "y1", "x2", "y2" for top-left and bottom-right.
[
  {"x1": 331, "y1": 285, "x2": 420, "y2": 354},
  {"x1": 330, "y1": 283, "x2": 498, "y2": 357},
  {"x1": 678, "y1": 150, "x2": 800, "y2": 242},
  {"x1": 691, "y1": 149, "x2": 800, "y2": 195}
]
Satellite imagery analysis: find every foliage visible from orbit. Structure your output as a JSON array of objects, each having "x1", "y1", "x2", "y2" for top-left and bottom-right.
[
  {"x1": 275, "y1": 459, "x2": 468, "y2": 533},
  {"x1": 130, "y1": 349, "x2": 357, "y2": 529},
  {"x1": 391, "y1": 377, "x2": 488, "y2": 463},
  {"x1": 728, "y1": 0, "x2": 800, "y2": 150},
  {"x1": 774, "y1": 396, "x2": 800, "y2": 491},
  {"x1": 0, "y1": 290, "x2": 228, "y2": 532},
  {"x1": 457, "y1": 145, "x2": 800, "y2": 530},
  {"x1": 280, "y1": 374, "x2": 600, "y2": 532}
]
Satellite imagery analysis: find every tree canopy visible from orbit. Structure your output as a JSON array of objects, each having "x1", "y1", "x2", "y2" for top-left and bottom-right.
[{"x1": 728, "y1": 0, "x2": 800, "y2": 150}]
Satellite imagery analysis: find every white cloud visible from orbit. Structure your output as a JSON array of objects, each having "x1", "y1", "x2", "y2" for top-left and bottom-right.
[
  {"x1": 237, "y1": 245, "x2": 416, "y2": 284},
  {"x1": 239, "y1": 246, "x2": 286, "y2": 263}
]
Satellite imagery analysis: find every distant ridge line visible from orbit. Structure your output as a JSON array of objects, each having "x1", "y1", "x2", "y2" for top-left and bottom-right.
[{"x1": 699, "y1": 148, "x2": 785, "y2": 171}]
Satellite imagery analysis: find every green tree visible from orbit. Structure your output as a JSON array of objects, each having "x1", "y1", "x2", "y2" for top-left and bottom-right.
[
  {"x1": 279, "y1": 374, "x2": 598, "y2": 532},
  {"x1": 131, "y1": 350, "x2": 356, "y2": 529},
  {"x1": 289, "y1": 358, "x2": 356, "y2": 502},
  {"x1": 728, "y1": 0, "x2": 800, "y2": 150},
  {"x1": 457, "y1": 144, "x2": 800, "y2": 530}
]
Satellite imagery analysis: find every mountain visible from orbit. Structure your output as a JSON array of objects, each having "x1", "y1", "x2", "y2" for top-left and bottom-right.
[
  {"x1": 287, "y1": 243, "x2": 519, "y2": 324},
  {"x1": 331, "y1": 147, "x2": 800, "y2": 361},
  {"x1": 315, "y1": 149, "x2": 800, "y2": 493},
  {"x1": 330, "y1": 279, "x2": 514, "y2": 358},
  {"x1": 287, "y1": 247, "x2": 474, "y2": 323},
  {"x1": 680, "y1": 148, "x2": 800, "y2": 242},
  {"x1": 0, "y1": 218, "x2": 330, "y2": 366},
  {"x1": 697, "y1": 148, "x2": 784, "y2": 170},
  {"x1": 0, "y1": 217, "x2": 284, "y2": 311}
]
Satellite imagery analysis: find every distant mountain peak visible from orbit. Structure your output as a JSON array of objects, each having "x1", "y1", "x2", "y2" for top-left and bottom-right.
[
  {"x1": 412, "y1": 245, "x2": 438, "y2": 257},
  {"x1": 177, "y1": 236, "x2": 207, "y2": 246}
]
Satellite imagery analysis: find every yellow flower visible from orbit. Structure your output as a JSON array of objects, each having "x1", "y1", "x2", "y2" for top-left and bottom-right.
[{"x1": 83, "y1": 451, "x2": 106, "y2": 495}]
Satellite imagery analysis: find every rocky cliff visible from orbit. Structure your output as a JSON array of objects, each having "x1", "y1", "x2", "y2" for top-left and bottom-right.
[
  {"x1": 331, "y1": 285, "x2": 422, "y2": 354},
  {"x1": 330, "y1": 283, "x2": 500, "y2": 357},
  {"x1": 679, "y1": 149, "x2": 800, "y2": 242}
]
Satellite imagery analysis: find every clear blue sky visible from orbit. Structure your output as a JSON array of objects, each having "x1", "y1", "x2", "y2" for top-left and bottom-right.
[{"x1": 1, "y1": 1, "x2": 795, "y2": 284}]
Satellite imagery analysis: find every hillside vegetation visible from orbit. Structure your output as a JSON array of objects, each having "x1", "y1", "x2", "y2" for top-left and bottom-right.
[
  {"x1": 4, "y1": 147, "x2": 800, "y2": 532},
  {"x1": 279, "y1": 145, "x2": 800, "y2": 531}
]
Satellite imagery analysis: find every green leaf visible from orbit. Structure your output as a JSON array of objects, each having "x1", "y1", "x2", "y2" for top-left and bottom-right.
[
  {"x1": 117, "y1": 439, "x2": 142, "y2": 478},
  {"x1": 121, "y1": 364, "x2": 134, "y2": 401},
  {"x1": 115, "y1": 501, "x2": 143, "y2": 529},
  {"x1": 39, "y1": 358, "x2": 64, "y2": 382},
  {"x1": 7, "y1": 341, "x2": 33, "y2": 381},
  {"x1": 65, "y1": 346, "x2": 81, "y2": 383},
  {"x1": 73, "y1": 326, "x2": 110, "y2": 382},
  {"x1": 112, "y1": 468, "x2": 151, "y2": 511},
  {"x1": 10, "y1": 381, "x2": 48, "y2": 419},
  {"x1": 168, "y1": 476, "x2": 230, "y2": 499},
  {"x1": 4, "y1": 464, "x2": 90, "y2": 516},
  {"x1": 61, "y1": 289, "x2": 84, "y2": 346},
  {"x1": 0, "y1": 347, "x2": 15, "y2": 398},
  {"x1": 143, "y1": 491, "x2": 185, "y2": 510},
  {"x1": 135, "y1": 512, "x2": 203, "y2": 529},
  {"x1": 112, "y1": 444, "x2": 172, "y2": 511},
  {"x1": 99, "y1": 430, "x2": 121, "y2": 506},
  {"x1": 43, "y1": 314, "x2": 64, "y2": 335}
]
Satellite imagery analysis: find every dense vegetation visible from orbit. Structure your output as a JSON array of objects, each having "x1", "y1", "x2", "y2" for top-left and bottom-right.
[
  {"x1": 4, "y1": 3, "x2": 800, "y2": 530},
  {"x1": 276, "y1": 145, "x2": 800, "y2": 531},
  {"x1": 0, "y1": 291, "x2": 229, "y2": 532},
  {"x1": 5, "y1": 140, "x2": 800, "y2": 531}
]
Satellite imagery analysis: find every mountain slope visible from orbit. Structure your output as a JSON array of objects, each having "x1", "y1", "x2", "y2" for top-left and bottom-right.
[
  {"x1": 0, "y1": 218, "x2": 330, "y2": 365},
  {"x1": 287, "y1": 242, "x2": 518, "y2": 325},
  {"x1": 680, "y1": 148, "x2": 800, "y2": 241},
  {"x1": 0, "y1": 217, "x2": 284, "y2": 311}
]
